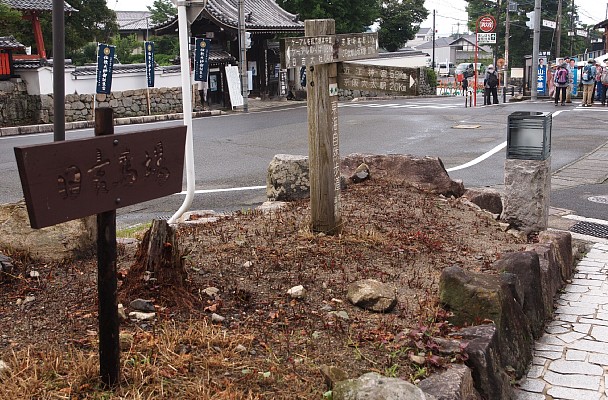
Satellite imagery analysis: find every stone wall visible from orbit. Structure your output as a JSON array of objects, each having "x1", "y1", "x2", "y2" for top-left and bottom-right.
[
  {"x1": 0, "y1": 80, "x2": 40, "y2": 128},
  {"x1": 0, "y1": 81, "x2": 193, "y2": 127}
]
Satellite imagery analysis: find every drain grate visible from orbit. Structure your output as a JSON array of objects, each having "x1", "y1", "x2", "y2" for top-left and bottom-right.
[{"x1": 570, "y1": 221, "x2": 608, "y2": 239}]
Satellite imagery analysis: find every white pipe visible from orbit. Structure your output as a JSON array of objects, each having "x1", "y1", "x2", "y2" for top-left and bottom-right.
[{"x1": 168, "y1": 2, "x2": 195, "y2": 224}]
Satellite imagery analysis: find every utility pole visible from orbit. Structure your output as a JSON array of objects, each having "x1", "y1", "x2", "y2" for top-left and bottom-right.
[
  {"x1": 432, "y1": 10, "x2": 436, "y2": 70},
  {"x1": 52, "y1": 0, "x2": 65, "y2": 142},
  {"x1": 531, "y1": 0, "x2": 541, "y2": 100},
  {"x1": 238, "y1": 0, "x2": 248, "y2": 112},
  {"x1": 504, "y1": 1, "x2": 510, "y2": 94},
  {"x1": 570, "y1": 0, "x2": 574, "y2": 56},
  {"x1": 556, "y1": 0, "x2": 562, "y2": 58}
]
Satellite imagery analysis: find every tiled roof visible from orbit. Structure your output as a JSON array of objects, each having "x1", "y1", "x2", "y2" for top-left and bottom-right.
[
  {"x1": 116, "y1": 11, "x2": 152, "y2": 31},
  {"x1": 154, "y1": 0, "x2": 303, "y2": 34},
  {"x1": 1, "y1": 0, "x2": 77, "y2": 12},
  {"x1": 0, "y1": 36, "x2": 24, "y2": 49}
]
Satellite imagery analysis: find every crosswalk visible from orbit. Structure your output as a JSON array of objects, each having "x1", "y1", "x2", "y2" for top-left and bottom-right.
[{"x1": 339, "y1": 101, "x2": 462, "y2": 110}]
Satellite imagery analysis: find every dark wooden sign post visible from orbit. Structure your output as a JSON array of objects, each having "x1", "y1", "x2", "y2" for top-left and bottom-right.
[
  {"x1": 281, "y1": 20, "x2": 422, "y2": 234},
  {"x1": 14, "y1": 108, "x2": 187, "y2": 386}
]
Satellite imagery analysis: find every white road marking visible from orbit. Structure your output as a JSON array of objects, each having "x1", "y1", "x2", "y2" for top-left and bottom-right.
[
  {"x1": 446, "y1": 141, "x2": 507, "y2": 172},
  {"x1": 175, "y1": 185, "x2": 266, "y2": 195}
]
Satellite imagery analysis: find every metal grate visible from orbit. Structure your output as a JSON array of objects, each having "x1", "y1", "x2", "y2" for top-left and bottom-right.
[{"x1": 570, "y1": 221, "x2": 608, "y2": 239}]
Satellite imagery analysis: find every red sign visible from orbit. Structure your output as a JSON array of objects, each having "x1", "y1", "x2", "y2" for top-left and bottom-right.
[{"x1": 478, "y1": 16, "x2": 496, "y2": 33}]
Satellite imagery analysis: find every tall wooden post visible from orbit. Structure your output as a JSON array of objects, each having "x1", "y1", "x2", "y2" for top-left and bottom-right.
[
  {"x1": 94, "y1": 107, "x2": 120, "y2": 387},
  {"x1": 306, "y1": 19, "x2": 341, "y2": 234}
]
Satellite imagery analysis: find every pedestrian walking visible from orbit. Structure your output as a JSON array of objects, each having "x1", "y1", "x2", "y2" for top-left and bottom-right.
[
  {"x1": 581, "y1": 59, "x2": 597, "y2": 107},
  {"x1": 461, "y1": 76, "x2": 468, "y2": 95},
  {"x1": 483, "y1": 64, "x2": 499, "y2": 105},
  {"x1": 554, "y1": 63, "x2": 569, "y2": 106}
]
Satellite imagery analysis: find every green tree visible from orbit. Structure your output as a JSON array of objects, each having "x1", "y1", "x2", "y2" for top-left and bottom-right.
[
  {"x1": 378, "y1": 0, "x2": 428, "y2": 52},
  {"x1": 276, "y1": 0, "x2": 381, "y2": 33},
  {"x1": 114, "y1": 34, "x2": 139, "y2": 64},
  {"x1": 147, "y1": 0, "x2": 176, "y2": 24},
  {"x1": 0, "y1": 3, "x2": 21, "y2": 33}
]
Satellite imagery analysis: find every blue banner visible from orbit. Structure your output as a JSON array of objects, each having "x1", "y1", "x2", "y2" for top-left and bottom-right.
[
  {"x1": 571, "y1": 57, "x2": 578, "y2": 96},
  {"x1": 194, "y1": 38, "x2": 211, "y2": 82},
  {"x1": 537, "y1": 65, "x2": 547, "y2": 95},
  {"x1": 96, "y1": 43, "x2": 115, "y2": 94},
  {"x1": 145, "y1": 41, "x2": 155, "y2": 88}
]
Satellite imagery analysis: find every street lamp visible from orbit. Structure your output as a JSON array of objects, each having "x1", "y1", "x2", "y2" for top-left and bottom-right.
[{"x1": 506, "y1": 111, "x2": 552, "y2": 160}]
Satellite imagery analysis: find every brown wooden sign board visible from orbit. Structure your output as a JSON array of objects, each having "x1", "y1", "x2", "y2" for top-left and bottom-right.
[
  {"x1": 338, "y1": 62, "x2": 420, "y2": 95},
  {"x1": 14, "y1": 126, "x2": 187, "y2": 229},
  {"x1": 280, "y1": 32, "x2": 378, "y2": 68}
]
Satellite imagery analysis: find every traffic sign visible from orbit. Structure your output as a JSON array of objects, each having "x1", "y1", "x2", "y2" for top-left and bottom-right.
[
  {"x1": 477, "y1": 32, "x2": 497, "y2": 44},
  {"x1": 478, "y1": 15, "x2": 497, "y2": 33}
]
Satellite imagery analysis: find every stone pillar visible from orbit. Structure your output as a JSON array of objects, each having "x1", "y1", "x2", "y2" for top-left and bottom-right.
[{"x1": 501, "y1": 157, "x2": 551, "y2": 234}]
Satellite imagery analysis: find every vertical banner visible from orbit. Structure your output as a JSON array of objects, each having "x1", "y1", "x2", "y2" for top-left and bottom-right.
[
  {"x1": 571, "y1": 58, "x2": 579, "y2": 96},
  {"x1": 145, "y1": 41, "x2": 155, "y2": 88},
  {"x1": 96, "y1": 43, "x2": 115, "y2": 94},
  {"x1": 537, "y1": 65, "x2": 546, "y2": 95},
  {"x1": 279, "y1": 69, "x2": 288, "y2": 96},
  {"x1": 194, "y1": 38, "x2": 211, "y2": 82}
]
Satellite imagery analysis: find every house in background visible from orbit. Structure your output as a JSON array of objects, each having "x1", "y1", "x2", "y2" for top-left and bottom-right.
[
  {"x1": 116, "y1": 10, "x2": 153, "y2": 52},
  {"x1": 0, "y1": 36, "x2": 24, "y2": 80},
  {"x1": 154, "y1": 0, "x2": 303, "y2": 102},
  {"x1": 414, "y1": 34, "x2": 492, "y2": 66}
]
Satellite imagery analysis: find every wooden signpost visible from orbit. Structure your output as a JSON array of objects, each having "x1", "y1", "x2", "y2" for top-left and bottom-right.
[
  {"x1": 281, "y1": 20, "x2": 421, "y2": 234},
  {"x1": 14, "y1": 108, "x2": 187, "y2": 386}
]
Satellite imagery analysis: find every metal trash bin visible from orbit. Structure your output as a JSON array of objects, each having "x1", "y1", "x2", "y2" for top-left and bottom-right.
[{"x1": 506, "y1": 111, "x2": 552, "y2": 160}]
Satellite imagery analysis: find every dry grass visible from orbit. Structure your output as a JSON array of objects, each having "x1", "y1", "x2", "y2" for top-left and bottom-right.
[{"x1": 0, "y1": 178, "x2": 526, "y2": 399}]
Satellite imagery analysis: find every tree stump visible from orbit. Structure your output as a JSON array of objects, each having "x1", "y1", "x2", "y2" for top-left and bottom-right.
[{"x1": 137, "y1": 219, "x2": 187, "y2": 288}]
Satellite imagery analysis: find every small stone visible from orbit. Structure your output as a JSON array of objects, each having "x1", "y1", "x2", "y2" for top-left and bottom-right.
[
  {"x1": 243, "y1": 261, "x2": 253, "y2": 268},
  {"x1": 129, "y1": 298, "x2": 155, "y2": 313},
  {"x1": 211, "y1": 313, "x2": 225, "y2": 323},
  {"x1": 320, "y1": 365, "x2": 349, "y2": 389},
  {"x1": 287, "y1": 285, "x2": 306, "y2": 299},
  {"x1": 29, "y1": 270, "x2": 40, "y2": 278},
  {"x1": 235, "y1": 344, "x2": 247, "y2": 353},
  {"x1": 119, "y1": 333, "x2": 134, "y2": 351},
  {"x1": 410, "y1": 354, "x2": 426, "y2": 365},
  {"x1": 117, "y1": 304, "x2": 128, "y2": 321},
  {"x1": 203, "y1": 287, "x2": 220, "y2": 297},
  {"x1": 129, "y1": 311, "x2": 156, "y2": 321},
  {"x1": 23, "y1": 295, "x2": 35, "y2": 305},
  {"x1": 329, "y1": 310, "x2": 349, "y2": 320},
  {"x1": 0, "y1": 360, "x2": 9, "y2": 373}
]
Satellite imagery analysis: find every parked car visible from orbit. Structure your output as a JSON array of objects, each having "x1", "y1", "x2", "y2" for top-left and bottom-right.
[
  {"x1": 436, "y1": 62, "x2": 456, "y2": 77},
  {"x1": 455, "y1": 62, "x2": 485, "y2": 78}
]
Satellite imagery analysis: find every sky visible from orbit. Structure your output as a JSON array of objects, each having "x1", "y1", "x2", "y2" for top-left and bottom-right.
[{"x1": 107, "y1": 0, "x2": 603, "y2": 36}]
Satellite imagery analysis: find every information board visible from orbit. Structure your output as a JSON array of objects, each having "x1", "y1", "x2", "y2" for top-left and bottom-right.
[
  {"x1": 225, "y1": 65, "x2": 244, "y2": 108},
  {"x1": 338, "y1": 62, "x2": 419, "y2": 95}
]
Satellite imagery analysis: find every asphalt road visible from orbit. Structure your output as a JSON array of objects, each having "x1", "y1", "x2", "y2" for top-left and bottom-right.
[{"x1": 2, "y1": 96, "x2": 606, "y2": 228}]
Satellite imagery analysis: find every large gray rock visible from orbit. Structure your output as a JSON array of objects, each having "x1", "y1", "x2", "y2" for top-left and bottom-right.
[
  {"x1": 462, "y1": 188, "x2": 503, "y2": 215},
  {"x1": 342, "y1": 154, "x2": 465, "y2": 197},
  {"x1": 333, "y1": 372, "x2": 429, "y2": 400},
  {"x1": 526, "y1": 241, "x2": 563, "y2": 317},
  {"x1": 439, "y1": 266, "x2": 532, "y2": 378},
  {"x1": 419, "y1": 364, "x2": 481, "y2": 400},
  {"x1": 493, "y1": 251, "x2": 546, "y2": 338},
  {"x1": 502, "y1": 158, "x2": 551, "y2": 234},
  {"x1": 266, "y1": 154, "x2": 310, "y2": 201},
  {"x1": 457, "y1": 325, "x2": 514, "y2": 400},
  {"x1": 347, "y1": 279, "x2": 397, "y2": 313},
  {"x1": 538, "y1": 230, "x2": 573, "y2": 282},
  {"x1": 0, "y1": 200, "x2": 96, "y2": 262}
]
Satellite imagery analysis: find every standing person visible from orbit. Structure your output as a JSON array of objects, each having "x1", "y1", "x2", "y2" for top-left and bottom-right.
[
  {"x1": 595, "y1": 62, "x2": 603, "y2": 103},
  {"x1": 601, "y1": 59, "x2": 608, "y2": 105},
  {"x1": 483, "y1": 64, "x2": 499, "y2": 105},
  {"x1": 198, "y1": 79, "x2": 208, "y2": 110},
  {"x1": 554, "y1": 63, "x2": 569, "y2": 106},
  {"x1": 563, "y1": 57, "x2": 573, "y2": 103},
  {"x1": 461, "y1": 75, "x2": 468, "y2": 96},
  {"x1": 581, "y1": 59, "x2": 596, "y2": 107}
]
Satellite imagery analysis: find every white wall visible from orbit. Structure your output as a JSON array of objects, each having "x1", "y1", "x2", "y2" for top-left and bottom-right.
[{"x1": 17, "y1": 66, "x2": 183, "y2": 96}]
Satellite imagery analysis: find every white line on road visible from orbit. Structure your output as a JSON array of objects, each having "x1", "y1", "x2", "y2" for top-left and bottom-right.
[
  {"x1": 446, "y1": 141, "x2": 507, "y2": 172},
  {"x1": 175, "y1": 185, "x2": 266, "y2": 195}
]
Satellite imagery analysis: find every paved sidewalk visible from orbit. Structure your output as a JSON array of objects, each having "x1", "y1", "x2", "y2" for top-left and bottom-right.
[{"x1": 515, "y1": 243, "x2": 608, "y2": 400}]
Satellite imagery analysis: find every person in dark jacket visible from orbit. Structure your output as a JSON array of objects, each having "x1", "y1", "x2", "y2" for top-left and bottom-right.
[{"x1": 483, "y1": 64, "x2": 499, "y2": 105}]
